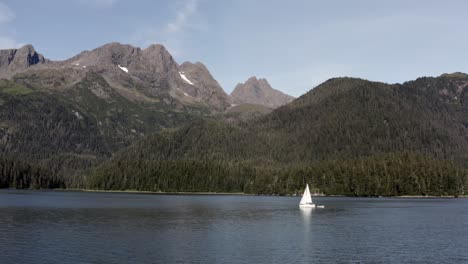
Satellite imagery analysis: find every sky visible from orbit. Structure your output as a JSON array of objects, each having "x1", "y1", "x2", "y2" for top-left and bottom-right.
[{"x1": 0, "y1": 0, "x2": 467, "y2": 97}]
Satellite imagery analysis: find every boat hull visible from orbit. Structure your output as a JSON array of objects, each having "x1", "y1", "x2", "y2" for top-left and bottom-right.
[
  {"x1": 299, "y1": 204, "x2": 325, "y2": 208},
  {"x1": 299, "y1": 204, "x2": 316, "y2": 208}
]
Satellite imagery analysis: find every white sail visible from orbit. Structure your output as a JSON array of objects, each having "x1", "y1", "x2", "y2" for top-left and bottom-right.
[{"x1": 299, "y1": 184, "x2": 313, "y2": 205}]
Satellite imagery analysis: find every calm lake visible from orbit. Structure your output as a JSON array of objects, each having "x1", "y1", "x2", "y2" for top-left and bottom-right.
[{"x1": 1, "y1": 190, "x2": 467, "y2": 264}]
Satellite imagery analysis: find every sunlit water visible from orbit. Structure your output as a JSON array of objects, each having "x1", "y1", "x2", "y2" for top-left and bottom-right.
[{"x1": 1, "y1": 190, "x2": 467, "y2": 263}]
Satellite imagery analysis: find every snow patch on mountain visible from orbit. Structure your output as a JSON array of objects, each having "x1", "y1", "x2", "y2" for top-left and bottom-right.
[
  {"x1": 179, "y1": 72, "x2": 194, "y2": 85},
  {"x1": 118, "y1": 65, "x2": 129, "y2": 73}
]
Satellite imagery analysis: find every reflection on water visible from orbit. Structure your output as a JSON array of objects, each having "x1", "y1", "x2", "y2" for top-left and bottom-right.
[
  {"x1": 1, "y1": 190, "x2": 468, "y2": 264},
  {"x1": 299, "y1": 207, "x2": 314, "y2": 217},
  {"x1": 299, "y1": 207, "x2": 313, "y2": 228},
  {"x1": 299, "y1": 207, "x2": 313, "y2": 259}
]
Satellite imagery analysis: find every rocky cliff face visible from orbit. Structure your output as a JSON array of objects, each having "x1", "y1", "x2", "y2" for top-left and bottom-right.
[
  {"x1": 65, "y1": 43, "x2": 179, "y2": 78},
  {"x1": 231, "y1": 77, "x2": 294, "y2": 108},
  {"x1": 178, "y1": 62, "x2": 231, "y2": 110},
  {"x1": 0, "y1": 45, "x2": 49, "y2": 78},
  {"x1": 63, "y1": 42, "x2": 179, "y2": 97}
]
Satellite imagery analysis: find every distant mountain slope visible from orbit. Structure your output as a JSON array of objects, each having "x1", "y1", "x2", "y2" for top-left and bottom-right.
[{"x1": 231, "y1": 77, "x2": 294, "y2": 108}]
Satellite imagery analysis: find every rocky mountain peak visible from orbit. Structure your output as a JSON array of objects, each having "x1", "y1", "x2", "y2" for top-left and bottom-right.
[
  {"x1": 144, "y1": 43, "x2": 166, "y2": 52},
  {"x1": 179, "y1": 61, "x2": 207, "y2": 72},
  {"x1": 246, "y1": 76, "x2": 260, "y2": 82},
  {"x1": 66, "y1": 42, "x2": 178, "y2": 74},
  {"x1": 17, "y1": 44, "x2": 46, "y2": 64},
  {"x1": 0, "y1": 44, "x2": 48, "y2": 78},
  {"x1": 142, "y1": 44, "x2": 177, "y2": 73},
  {"x1": 70, "y1": 42, "x2": 140, "y2": 67},
  {"x1": 231, "y1": 76, "x2": 294, "y2": 108}
]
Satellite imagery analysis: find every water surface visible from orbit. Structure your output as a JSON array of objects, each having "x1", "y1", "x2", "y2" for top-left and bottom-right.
[{"x1": 1, "y1": 190, "x2": 467, "y2": 263}]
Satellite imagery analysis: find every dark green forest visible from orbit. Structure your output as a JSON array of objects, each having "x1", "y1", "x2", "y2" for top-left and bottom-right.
[
  {"x1": 1, "y1": 74, "x2": 468, "y2": 196},
  {"x1": 0, "y1": 158, "x2": 64, "y2": 189},
  {"x1": 89, "y1": 152, "x2": 467, "y2": 196}
]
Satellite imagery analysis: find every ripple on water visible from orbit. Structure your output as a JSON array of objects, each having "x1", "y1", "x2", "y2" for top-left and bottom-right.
[{"x1": 1, "y1": 191, "x2": 468, "y2": 264}]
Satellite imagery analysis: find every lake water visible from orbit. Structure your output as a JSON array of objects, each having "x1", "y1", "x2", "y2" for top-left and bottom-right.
[{"x1": 1, "y1": 190, "x2": 467, "y2": 264}]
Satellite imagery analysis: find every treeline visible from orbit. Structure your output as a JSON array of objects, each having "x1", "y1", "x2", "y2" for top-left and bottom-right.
[
  {"x1": 87, "y1": 152, "x2": 468, "y2": 196},
  {"x1": 304, "y1": 152, "x2": 467, "y2": 196},
  {"x1": 0, "y1": 158, "x2": 64, "y2": 189},
  {"x1": 89, "y1": 160, "x2": 251, "y2": 192}
]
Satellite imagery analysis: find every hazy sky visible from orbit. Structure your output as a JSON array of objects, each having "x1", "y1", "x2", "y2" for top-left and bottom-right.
[{"x1": 1, "y1": 0, "x2": 467, "y2": 96}]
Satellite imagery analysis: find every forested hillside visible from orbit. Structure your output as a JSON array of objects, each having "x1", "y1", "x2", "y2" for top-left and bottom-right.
[
  {"x1": 87, "y1": 75, "x2": 468, "y2": 196},
  {"x1": 253, "y1": 77, "x2": 468, "y2": 163}
]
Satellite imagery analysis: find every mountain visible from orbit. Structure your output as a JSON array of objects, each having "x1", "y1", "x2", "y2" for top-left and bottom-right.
[
  {"x1": 231, "y1": 77, "x2": 294, "y2": 108},
  {"x1": 0, "y1": 43, "x2": 233, "y2": 179},
  {"x1": 88, "y1": 74, "x2": 468, "y2": 196}
]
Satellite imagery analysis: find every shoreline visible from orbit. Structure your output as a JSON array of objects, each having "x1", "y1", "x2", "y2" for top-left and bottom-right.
[
  {"x1": 59, "y1": 189, "x2": 468, "y2": 198},
  {"x1": 3, "y1": 188, "x2": 467, "y2": 198},
  {"x1": 52, "y1": 188, "x2": 249, "y2": 196},
  {"x1": 394, "y1": 195, "x2": 468, "y2": 198}
]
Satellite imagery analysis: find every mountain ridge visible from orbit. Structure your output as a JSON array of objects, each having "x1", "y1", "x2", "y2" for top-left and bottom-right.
[
  {"x1": 0, "y1": 43, "x2": 232, "y2": 110},
  {"x1": 0, "y1": 43, "x2": 295, "y2": 110}
]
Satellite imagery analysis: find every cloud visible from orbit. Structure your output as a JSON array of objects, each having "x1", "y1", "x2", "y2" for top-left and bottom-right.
[
  {"x1": 0, "y1": 2, "x2": 14, "y2": 23},
  {"x1": 0, "y1": 2, "x2": 20, "y2": 49},
  {"x1": 165, "y1": 0, "x2": 199, "y2": 33},
  {"x1": 131, "y1": 0, "x2": 204, "y2": 56}
]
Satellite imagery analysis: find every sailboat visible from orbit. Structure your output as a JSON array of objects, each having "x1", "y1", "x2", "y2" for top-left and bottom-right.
[{"x1": 299, "y1": 184, "x2": 324, "y2": 208}]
